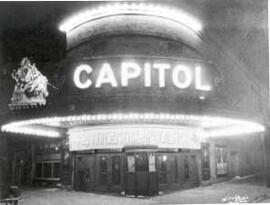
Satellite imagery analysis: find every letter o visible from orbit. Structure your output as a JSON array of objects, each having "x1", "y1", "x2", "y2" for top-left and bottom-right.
[{"x1": 172, "y1": 65, "x2": 192, "y2": 89}]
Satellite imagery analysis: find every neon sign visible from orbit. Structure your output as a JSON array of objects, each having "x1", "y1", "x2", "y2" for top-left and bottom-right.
[{"x1": 73, "y1": 60, "x2": 212, "y2": 91}]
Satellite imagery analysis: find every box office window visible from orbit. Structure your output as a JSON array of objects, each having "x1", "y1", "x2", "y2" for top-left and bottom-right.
[
  {"x1": 135, "y1": 153, "x2": 148, "y2": 172},
  {"x1": 35, "y1": 161, "x2": 60, "y2": 179},
  {"x1": 127, "y1": 155, "x2": 135, "y2": 173}
]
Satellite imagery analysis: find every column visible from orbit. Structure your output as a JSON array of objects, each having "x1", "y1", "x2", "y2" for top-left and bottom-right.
[
  {"x1": 209, "y1": 142, "x2": 216, "y2": 182},
  {"x1": 263, "y1": 128, "x2": 270, "y2": 187}
]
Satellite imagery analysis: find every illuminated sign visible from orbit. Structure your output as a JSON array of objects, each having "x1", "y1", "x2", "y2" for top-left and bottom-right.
[
  {"x1": 9, "y1": 57, "x2": 49, "y2": 110},
  {"x1": 68, "y1": 124, "x2": 202, "y2": 151},
  {"x1": 59, "y1": 3, "x2": 202, "y2": 33},
  {"x1": 73, "y1": 60, "x2": 212, "y2": 91}
]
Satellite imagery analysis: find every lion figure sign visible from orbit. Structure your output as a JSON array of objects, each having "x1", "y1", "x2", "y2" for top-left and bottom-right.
[{"x1": 9, "y1": 57, "x2": 49, "y2": 109}]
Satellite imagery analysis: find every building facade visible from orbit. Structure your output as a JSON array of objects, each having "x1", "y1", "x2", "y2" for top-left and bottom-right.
[{"x1": 0, "y1": 2, "x2": 267, "y2": 196}]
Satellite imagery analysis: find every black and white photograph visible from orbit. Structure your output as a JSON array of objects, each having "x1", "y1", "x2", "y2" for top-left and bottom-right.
[{"x1": 0, "y1": 0, "x2": 268, "y2": 204}]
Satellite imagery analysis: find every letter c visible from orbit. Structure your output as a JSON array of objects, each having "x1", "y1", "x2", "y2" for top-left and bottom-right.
[{"x1": 73, "y1": 64, "x2": 92, "y2": 89}]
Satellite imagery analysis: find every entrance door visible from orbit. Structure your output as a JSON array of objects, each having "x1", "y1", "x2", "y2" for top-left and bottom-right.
[
  {"x1": 157, "y1": 154, "x2": 168, "y2": 186},
  {"x1": 12, "y1": 151, "x2": 29, "y2": 186},
  {"x1": 135, "y1": 152, "x2": 148, "y2": 195},
  {"x1": 97, "y1": 154, "x2": 122, "y2": 192},
  {"x1": 125, "y1": 151, "x2": 158, "y2": 196},
  {"x1": 75, "y1": 154, "x2": 95, "y2": 191}
]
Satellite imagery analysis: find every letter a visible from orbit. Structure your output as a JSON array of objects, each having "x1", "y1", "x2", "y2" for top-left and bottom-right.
[{"x1": 96, "y1": 63, "x2": 118, "y2": 88}]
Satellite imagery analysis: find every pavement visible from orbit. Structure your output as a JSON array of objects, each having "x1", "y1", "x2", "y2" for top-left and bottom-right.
[{"x1": 19, "y1": 174, "x2": 270, "y2": 205}]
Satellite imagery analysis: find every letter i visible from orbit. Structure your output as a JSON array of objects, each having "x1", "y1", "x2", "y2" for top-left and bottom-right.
[{"x1": 144, "y1": 63, "x2": 151, "y2": 87}]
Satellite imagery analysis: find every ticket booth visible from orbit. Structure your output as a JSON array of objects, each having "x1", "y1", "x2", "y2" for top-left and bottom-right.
[{"x1": 124, "y1": 147, "x2": 158, "y2": 196}]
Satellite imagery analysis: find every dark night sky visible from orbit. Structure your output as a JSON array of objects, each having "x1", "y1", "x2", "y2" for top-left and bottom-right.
[
  {"x1": 0, "y1": 2, "x2": 67, "y2": 64},
  {"x1": 0, "y1": 1, "x2": 267, "y2": 66}
]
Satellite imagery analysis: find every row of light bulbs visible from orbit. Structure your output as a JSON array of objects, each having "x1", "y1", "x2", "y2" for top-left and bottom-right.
[
  {"x1": 59, "y1": 3, "x2": 203, "y2": 33},
  {"x1": 1, "y1": 113, "x2": 265, "y2": 138},
  {"x1": 1, "y1": 126, "x2": 60, "y2": 138},
  {"x1": 2, "y1": 113, "x2": 201, "y2": 128}
]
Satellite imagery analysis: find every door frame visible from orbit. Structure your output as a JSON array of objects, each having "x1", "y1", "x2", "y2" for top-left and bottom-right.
[
  {"x1": 124, "y1": 148, "x2": 158, "y2": 196},
  {"x1": 95, "y1": 152, "x2": 123, "y2": 192}
]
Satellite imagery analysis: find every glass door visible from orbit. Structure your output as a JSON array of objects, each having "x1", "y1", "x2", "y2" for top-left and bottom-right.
[
  {"x1": 135, "y1": 152, "x2": 148, "y2": 195},
  {"x1": 201, "y1": 143, "x2": 211, "y2": 180},
  {"x1": 157, "y1": 154, "x2": 168, "y2": 185},
  {"x1": 112, "y1": 156, "x2": 121, "y2": 185},
  {"x1": 99, "y1": 156, "x2": 109, "y2": 185},
  {"x1": 75, "y1": 154, "x2": 95, "y2": 191}
]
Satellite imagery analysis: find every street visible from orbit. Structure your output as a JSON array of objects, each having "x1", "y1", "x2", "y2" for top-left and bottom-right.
[{"x1": 19, "y1": 174, "x2": 270, "y2": 205}]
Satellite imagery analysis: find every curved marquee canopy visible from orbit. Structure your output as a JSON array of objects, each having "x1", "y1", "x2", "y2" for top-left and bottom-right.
[
  {"x1": 1, "y1": 113, "x2": 264, "y2": 138},
  {"x1": 59, "y1": 3, "x2": 202, "y2": 34}
]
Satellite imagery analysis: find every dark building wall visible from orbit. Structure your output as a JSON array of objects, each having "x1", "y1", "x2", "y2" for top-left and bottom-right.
[
  {"x1": 2, "y1": 136, "x2": 64, "y2": 188},
  {"x1": 56, "y1": 24, "x2": 266, "y2": 125},
  {"x1": 56, "y1": 35, "x2": 219, "y2": 118},
  {"x1": 198, "y1": 0, "x2": 268, "y2": 125},
  {"x1": 238, "y1": 135, "x2": 264, "y2": 176},
  {"x1": 6, "y1": 136, "x2": 35, "y2": 186},
  {"x1": 204, "y1": 134, "x2": 264, "y2": 184},
  {"x1": 0, "y1": 133, "x2": 9, "y2": 199},
  {"x1": 67, "y1": 35, "x2": 203, "y2": 59}
]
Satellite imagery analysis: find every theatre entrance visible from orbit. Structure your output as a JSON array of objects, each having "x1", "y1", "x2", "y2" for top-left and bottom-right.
[
  {"x1": 125, "y1": 149, "x2": 158, "y2": 196},
  {"x1": 74, "y1": 149, "x2": 199, "y2": 194}
]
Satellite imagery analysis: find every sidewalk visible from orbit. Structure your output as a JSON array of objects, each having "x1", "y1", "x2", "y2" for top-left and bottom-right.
[{"x1": 19, "y1": 175, "x2": 270, "y2": 205}]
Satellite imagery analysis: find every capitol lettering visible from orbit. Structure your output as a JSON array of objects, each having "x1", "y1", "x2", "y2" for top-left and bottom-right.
[{"x1": 73, "y1": 61, "x2": 212, "y2": 91}]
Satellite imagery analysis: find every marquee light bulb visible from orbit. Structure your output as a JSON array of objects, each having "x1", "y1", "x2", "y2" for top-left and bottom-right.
[
  {"x1": 59, "y1": 3, "x2": 203, "y2": 34},
  {"x1": 1, "y1": 125, "x2": 59, "y2": 138}
]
